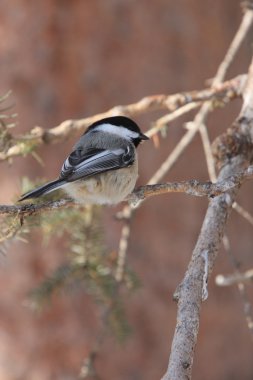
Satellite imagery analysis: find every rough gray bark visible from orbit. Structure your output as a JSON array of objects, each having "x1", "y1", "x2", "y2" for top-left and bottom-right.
[{"x1": 161, "y1": 57, "x2": 253, "y2": 380}]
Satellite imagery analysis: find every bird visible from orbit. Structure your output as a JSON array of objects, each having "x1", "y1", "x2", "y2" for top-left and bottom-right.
[{"x1": 19, "y1": 116, "x2": 149, "y2": 205}]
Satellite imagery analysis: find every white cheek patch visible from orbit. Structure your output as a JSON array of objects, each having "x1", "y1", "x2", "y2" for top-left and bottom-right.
[{"x1": 95, "y1": 123, "x2": 139, "y2": 139}]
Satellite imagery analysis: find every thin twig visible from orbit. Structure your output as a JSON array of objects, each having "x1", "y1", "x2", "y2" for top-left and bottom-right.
[
  {"x1": 216, "y1": 236, "x2": 253, "y2": 339},
  {"x1": 0, "y1": 198, "x2": 73, "y2": 217},
  {"x1": 232, "y1": 202, "x2": 253, "y2": 226},
  {"x1": 0, "y1": 75, "x2": 245, "y2": 162},
  {"x1": 146, "y1": 75, "x2": 245, "y2": 185},
  {"x1": 199, "y1": 123, "x2": 217, "y2": 182},
  {"x1": 115, "y1": 213, "x2": 132, "y2": 283},
  {"x1": 213, "y1": 8, "x2": 253, "y2": 84},
  {"x1": 148, "y1": 102, "x2": 200, "y2": 138},
  {"x1": 216, "y1": 269, "x2": 253, "y2": 286}
]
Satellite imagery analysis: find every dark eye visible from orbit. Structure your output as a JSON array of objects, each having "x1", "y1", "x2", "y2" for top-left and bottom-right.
[{"x1": 132, "y1": 137, "x2": 142, "y2": 147}]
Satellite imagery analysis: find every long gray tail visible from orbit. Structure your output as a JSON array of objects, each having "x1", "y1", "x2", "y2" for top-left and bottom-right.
[{"x1": 19, "y1": 179, "x2": 66, "y2": 201}]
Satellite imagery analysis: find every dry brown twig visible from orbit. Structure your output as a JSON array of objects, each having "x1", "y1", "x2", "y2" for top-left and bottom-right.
[
  {"x1": 232, "y1": 202, "x2": 253, "y2": 225},
  {"x1": 216, "y1": 235, "x2": 253, "y2": 339},
  {"x1": 216, "y1": 269, "x2": 253, "y2": 286},
  {"x1": 0, "y1": 75, "x2": 245, "y2": 162}
]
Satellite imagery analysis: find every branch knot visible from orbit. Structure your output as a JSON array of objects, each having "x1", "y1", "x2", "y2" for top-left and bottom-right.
[{"x1": 212, "y1": 121, "x2": 253, "y2": 168}]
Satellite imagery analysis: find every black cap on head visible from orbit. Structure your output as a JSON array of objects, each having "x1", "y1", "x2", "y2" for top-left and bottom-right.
[
  {"x1": 89, "y1": 116, "x2": 142, "y2": 133},
  {"x1": 87, "y1": 116, "x2": 149, "y2": 146}
]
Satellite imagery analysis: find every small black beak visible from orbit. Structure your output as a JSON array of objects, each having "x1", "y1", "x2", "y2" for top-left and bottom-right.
[{"x1": 140, "y1": 133, "x2": 149, "y2": 140}]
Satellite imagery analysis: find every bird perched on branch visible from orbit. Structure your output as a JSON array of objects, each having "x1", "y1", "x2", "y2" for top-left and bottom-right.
[{"x1": 19, "y1": 116, "x2": 149, "y2": 205}]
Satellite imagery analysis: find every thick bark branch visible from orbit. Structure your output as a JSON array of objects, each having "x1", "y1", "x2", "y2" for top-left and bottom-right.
[{"x1": 162, "y1": 55, "x2": 253, "y2": 380}]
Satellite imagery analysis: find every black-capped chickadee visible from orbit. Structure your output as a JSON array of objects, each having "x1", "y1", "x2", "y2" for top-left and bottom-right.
[{"x1": 19, "y1": 116, "x2": 149, "y2": 205}]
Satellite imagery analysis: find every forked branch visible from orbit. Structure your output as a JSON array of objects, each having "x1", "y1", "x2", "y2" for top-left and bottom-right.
[{"x1": 162, "y1": 55, "x2": 253, "y2": 380}]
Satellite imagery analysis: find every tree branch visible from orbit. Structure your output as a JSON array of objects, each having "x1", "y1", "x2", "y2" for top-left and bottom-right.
[
  {"x1": 2, "y1": 166, "x2": 253, "y2": 219},
  {"x1": 0, "y1": 75, "x2": 245, "y2": 162},
  {"x1": 162, "y1": 52, "x2": 253, "y2": 380},
  {"x1": 216, "y1": 269, "x2": 253, "y2": 286},
  {"x1": 0, "y1": 198, "x2": 73, "y2": 218},
  {"x1": 129, "y1": 166, "x2": 253, "y2": 204}
]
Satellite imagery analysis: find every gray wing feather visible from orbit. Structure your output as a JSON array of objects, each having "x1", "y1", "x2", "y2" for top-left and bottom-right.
[{"x1": 60, "y1": 145, "x2": 134, "y2": 182}]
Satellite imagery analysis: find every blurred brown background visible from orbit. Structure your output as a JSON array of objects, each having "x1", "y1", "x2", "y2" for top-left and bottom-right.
[{"x1": 0, "y1": 1, "x2": 253, "y2": 379}]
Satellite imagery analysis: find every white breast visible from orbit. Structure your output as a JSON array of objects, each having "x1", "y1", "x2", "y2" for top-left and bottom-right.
[{"x1": 63, "y1": 158, "x2": 138, "y2": 205}]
